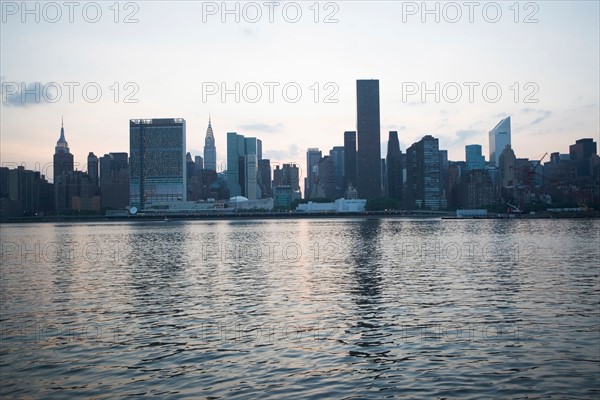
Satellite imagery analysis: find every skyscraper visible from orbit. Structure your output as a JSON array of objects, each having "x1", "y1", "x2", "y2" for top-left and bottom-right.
[
  {"x1": 129, "y1": 118, "x2": 187, "y2": 209},
  {"x1": 405, "y1": 135, "x2": 446, "y2": 210},
  {"x1": 226, "y1": 132, "x2": 262, "y2": 200},
  {"x1": 195, "y1": 155, "x2": 204, "y2": 171},
  {"x1": 465, "y1": 144, "x2": 486, "y2": 170},
  {"x1": 329, "y1": 146, "x2": 345, "y2": 198},
  {"x1": 386, "y1": 131, "x2": 402, "y2": 200},
  {"x1": 87, "y1": 152, "x2": 99, "y2": 186},
  {"x1": 186, "y1": 152, "x2": 196, "y2": 179},
  {"x1": 489, "y1": 117, "x2": 511, "y2": 166},
  {"x1": 53, "y1": 118, "x2": 74, "y2": 182},
  {"x1": 305, "y1": 148, "x2": 322, "y2": 199},
  {"x1": 258, "y1": 159, "x2": 272, "y2": 198},
  {"x1": 227, "y1": 132, "x2": 243, "y2": 197},
  {"x1": 99, "y1": 152, "x2": 129, "y2": 210},
  {"x1": 244, "y1": 137, "x2": 260, "y2": 201},
  {"x1": 356, "y1": 80, "x2": 381, "y2": 199},
  {"x1": 53, "y1": 118, "x2": 74, "y2": 211},
  {"x1": 459, "y1": 169, "x2": 496, "y2": 209},
  {"x1": 316, "y1": 156, "x2": 335, "y2": 199},
  {"x1": 569, "y1": 138, "x2": 597, "y2": 177},
  {"x1": 204, "y1": 117, "x2": 217, "y2": 171},
  {"x1": 273, "y1": 163, "x2": 300, "y2": 195},
  {"x1": 283, "y1": 163, "x2": 300, "y2": 193},
  {"x1": 344, "y1": 131, "x2": 357, "y2": 190},
  {"x1": 0, "y1": 166, "x2": 54, "y2": 217},
  {"x1": 498, "y1": 145, "x2": 517, "y2": 188}
]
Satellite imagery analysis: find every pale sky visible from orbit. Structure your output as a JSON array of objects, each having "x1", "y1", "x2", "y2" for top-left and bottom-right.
[{"x1": 1, "y1": 1, "x2": 599, "y2": 182}]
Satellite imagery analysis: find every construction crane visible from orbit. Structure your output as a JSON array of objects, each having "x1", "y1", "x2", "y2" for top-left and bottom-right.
[
  {"x1": 507, "y1": 153, "x2": 548, "y2": 210},
  {"x1": 506, "y1": 202, "x2": 522, "y2": 213},
  {"x1": 521, "y1": 152, "x2": 548, "y2": 208},
  {"x1": 525, "y1": 152, "x2": 548, "y2": 187},
  {"x1": 525, "y1": 167, "x2": 595, "y2": 210}
]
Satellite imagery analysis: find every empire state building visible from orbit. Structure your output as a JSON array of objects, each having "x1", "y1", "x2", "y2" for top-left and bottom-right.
[{"x1": 53, "y1": 118, "x2": 74, "y2": 182}]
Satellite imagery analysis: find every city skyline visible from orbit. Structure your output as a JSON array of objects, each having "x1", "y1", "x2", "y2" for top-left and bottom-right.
[
  {"x1": 9, "y1": 107, "x2": 596, "y2": 189},
  {"x1": 1, "y1": 2, "x2": 598, "y2": 175},
  {"x1": 5, "y1": 107, "x2": 594, "y2": 198},
  {"x1": 2, "y1": 3, "x2": 599, "y2": 398}
]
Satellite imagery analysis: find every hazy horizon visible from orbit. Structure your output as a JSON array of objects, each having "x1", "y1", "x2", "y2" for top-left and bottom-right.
[{"x1": 1, "y1": 1, "x2": 599, "y2": 182}]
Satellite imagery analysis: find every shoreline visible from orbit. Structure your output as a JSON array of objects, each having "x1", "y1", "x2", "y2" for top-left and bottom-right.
[{"x1": 1, "y1": 210, "x2": 598, "y2": 224}]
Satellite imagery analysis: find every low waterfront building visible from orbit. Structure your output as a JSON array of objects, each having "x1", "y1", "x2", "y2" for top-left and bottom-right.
[{"x1": 296, "y1": 198, "x2": 367, "y2": 213}]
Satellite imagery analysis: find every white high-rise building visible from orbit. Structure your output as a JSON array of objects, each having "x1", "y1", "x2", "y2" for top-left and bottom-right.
[{"x1": 489, "y1": 116, "x2": 511, "y2": 166}]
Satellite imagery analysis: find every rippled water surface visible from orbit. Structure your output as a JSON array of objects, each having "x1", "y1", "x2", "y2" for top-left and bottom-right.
[{"x1": 1, "y1": 218, "x2": 599, "y2": 398}]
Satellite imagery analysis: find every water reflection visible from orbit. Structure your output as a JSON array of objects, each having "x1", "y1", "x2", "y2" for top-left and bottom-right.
[
  {"x1": 0, "y1": 219, "x2": 598, "y2": 399},
  {"x1": 348, "y1": 219, "x2": 384, "y2": 303}
]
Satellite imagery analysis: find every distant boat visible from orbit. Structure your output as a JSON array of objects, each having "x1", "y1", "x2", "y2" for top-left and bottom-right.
[{"x1": 163, "y1": 216, "x2": 170, "y2": 222}]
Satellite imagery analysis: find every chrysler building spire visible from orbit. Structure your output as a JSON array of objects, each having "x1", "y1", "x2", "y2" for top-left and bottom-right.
[{"x1": 203, "y1": 116, "x2": 217, "y2": 171}]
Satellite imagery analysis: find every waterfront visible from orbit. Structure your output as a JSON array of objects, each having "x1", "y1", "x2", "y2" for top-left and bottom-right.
[{"x1": 1, "y1": 218, "x2": 599, "y2": 398}]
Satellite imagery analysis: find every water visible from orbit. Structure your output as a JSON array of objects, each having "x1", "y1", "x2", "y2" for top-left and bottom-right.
[{"x1": 1, "y1": 218, "x2": 599, "y2": 398}]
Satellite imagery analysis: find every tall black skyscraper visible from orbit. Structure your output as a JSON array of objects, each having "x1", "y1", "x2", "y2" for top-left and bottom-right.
[
  {"x1": 356, "y1": 80, "x2": 381, "y2": 199},
  {"x1": 87, "y1": 152, "x2": 99, "y2": 186},
  {"x1": 386, "y1": 131, "x2": 402, "y2": 200},
  {"x1": 344, "y1": 131, "x2": 357, "y2": 190},
  {"x1": 99, "y1": 152, "x2": 129, "y2": 210},
  {"x1": 305, "y1": 148, "x2": 322, "y2": 199},
  {"x1": 53, "y1": 118, "x2": 74, "y2": 211}
]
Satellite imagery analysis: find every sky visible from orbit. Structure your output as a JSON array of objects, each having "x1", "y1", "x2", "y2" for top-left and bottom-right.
[{"x1": 1, "y1": 0, "x2": 599, "y2": 183}]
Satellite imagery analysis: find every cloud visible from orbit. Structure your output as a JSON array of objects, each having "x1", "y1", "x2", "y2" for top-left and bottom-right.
[
  {"x1": 263, "y1": 143, "x2": 301, "y2": 162},
  {"x1": 238, "y1": 123, "x2": 284, "y2": 133},
  {"x1": 438, "y1": 129, "x2": 484, "y2": 148},
  {"x1": 520, "y1": 107, "x2": 552, "y2": 125},
  {"x1": 1, "y1": 81, "x2": 59, "y2": 107},
  {"x1": 241, "y1": 26, "x2": 257, "y2": 37},
  {"x1": 520, "y1": 107, "x2": 537, "y2": 114},
  {"x1": 384, "y1": 124, "x2": 406, "y2": 132},
  {"x1": 531, "y1": 112, "x2": 552, "y2": 125}
]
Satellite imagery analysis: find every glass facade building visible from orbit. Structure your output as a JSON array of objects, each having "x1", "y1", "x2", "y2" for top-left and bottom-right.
[
  {"x1": 129, "y1": 118, "x2": 186, "y2": 209},
  {"x1": 489, "y1": 117, "x2": 511, "y2": 166},
  {"x1": 226, "y1": 132, "x2": 261, "y2": 200},
  {"x1": 466, "y1": 144, "x2": 486, "y2": 170}
]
